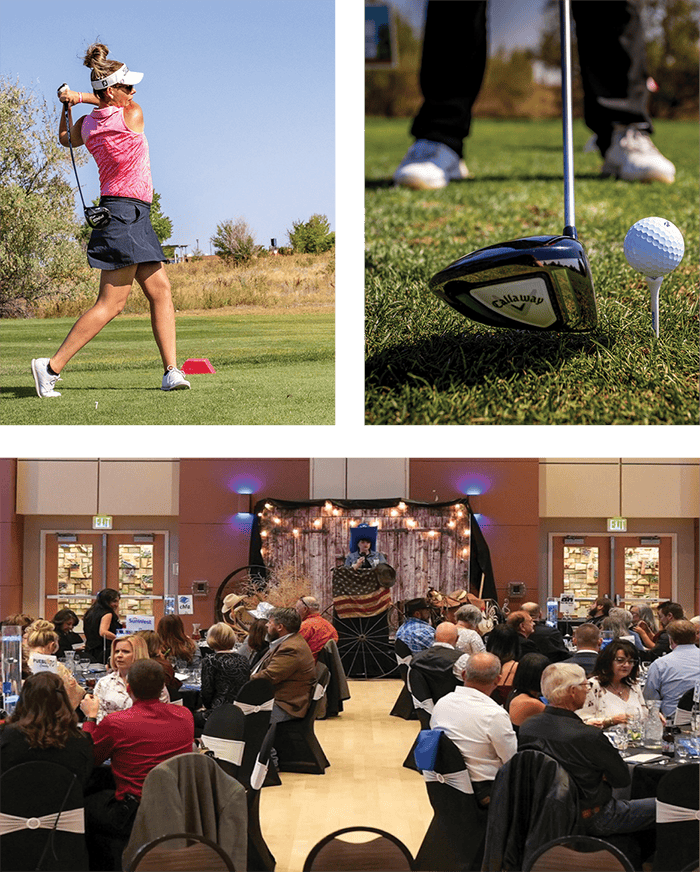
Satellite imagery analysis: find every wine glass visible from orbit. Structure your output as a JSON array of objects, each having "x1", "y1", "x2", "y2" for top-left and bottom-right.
[{"x1": 192, "y1": 623, "x2": 201, "y2": 640}]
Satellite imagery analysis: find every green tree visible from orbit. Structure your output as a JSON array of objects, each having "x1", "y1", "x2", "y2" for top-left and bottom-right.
[
  {"x1": 365, "y1": 10, "x2": 423, "y2": 117},
  {"x1": 478, "y1": 47, "x2": 535, "y2": 116},
  {"x1": 0, "y1": 78, "x2": 87, "y2": 315},
  {"x1": 287, "y1": 214, "x2": 335, "y2": 253},
  {"x1": 643, "y1": 0, "x2": 699, "y2": 118},
  {"x1": 149, "y1": 191, "x2": 173, "y2": 244},
  {"x1": 210, "y1": 217, "x2": 257, "y2": 262},
  {"x1": 537, "y1": 0, "x2": 699, "y2": 120}
]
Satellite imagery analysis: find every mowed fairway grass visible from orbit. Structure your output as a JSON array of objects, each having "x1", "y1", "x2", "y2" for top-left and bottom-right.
[
  {"x1": 365, "y1": 118, "x2": 698, "y2": 425},
  {"x1": 1, "y1": 309, "x2": 334, "y2": 425}
]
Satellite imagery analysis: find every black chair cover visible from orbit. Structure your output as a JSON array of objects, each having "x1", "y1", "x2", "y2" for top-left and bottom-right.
[
  {"x1": 0, "y1": 761, "x2": 89, "y2": 871},
  {"x1": 274, "y1": 663, "x2": 331, "y2": 774},
  {"x1": 653, "y1": 762, "x2": 699, "y2": 872},
  {"x1": 390, "y1": 639, "x2": 418, "y2": 720},
  {"x1": 415, "y1": 732, "x2": 487, "y2": 871},
  {"x1": 200, "y1": 704, "x2": 246, "y2": 779}
]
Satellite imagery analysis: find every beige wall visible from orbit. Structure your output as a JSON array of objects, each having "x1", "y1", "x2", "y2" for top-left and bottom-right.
[
  {"x1": 540, "y1": 458, "x2": 699, "y2": 518},
  {"x1": 310, "y1": 459, "x2": 410, "y2": 500},
  {"x1": 17, "y1": 460, "x2": 179, "y2": 516}
]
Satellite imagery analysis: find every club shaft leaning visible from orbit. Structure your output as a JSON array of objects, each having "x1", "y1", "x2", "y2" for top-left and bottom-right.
[{"x1": 560, "y1": 0, "x2": 576, "y2": 233}]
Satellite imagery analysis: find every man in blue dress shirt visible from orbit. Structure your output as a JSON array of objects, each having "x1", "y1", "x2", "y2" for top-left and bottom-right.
[{"x1": 643, "y1": 620, "x2": 700, "y2": 717}]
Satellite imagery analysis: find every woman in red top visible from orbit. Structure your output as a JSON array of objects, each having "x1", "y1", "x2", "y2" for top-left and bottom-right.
[{"x1": 31, "y1": 42, "x2": 189, "y2": 398}]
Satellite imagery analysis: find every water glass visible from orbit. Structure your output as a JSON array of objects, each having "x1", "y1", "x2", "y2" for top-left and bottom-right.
[
  {"x1": 605, "y1": 725, "x2": 629, "y2": 752},
  {"x1": 675, "y1": 736, "x2": 700, "y2": 762},
  {"x1": 627, "y1": 715, "x2": 642, "y2": 746}
]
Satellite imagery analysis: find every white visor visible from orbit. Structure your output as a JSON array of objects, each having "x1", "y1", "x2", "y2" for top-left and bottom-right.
[{"x1": 92, "y1": 64, "x2": 143, "y2": 90}]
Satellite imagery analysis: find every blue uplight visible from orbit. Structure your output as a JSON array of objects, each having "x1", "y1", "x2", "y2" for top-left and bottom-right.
[
  {"x1": 229, "y1": 514, "x2": 255, "y2": 534},
  {"x1": 228, "y1": 474, "x2": 263, "y2": 495},
  {"x1": 455, "y1": 473, "x2": 491, "y2": 495}
]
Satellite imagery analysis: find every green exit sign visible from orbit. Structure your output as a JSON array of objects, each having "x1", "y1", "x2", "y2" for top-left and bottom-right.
[
  {"x1": 92, "y1": 515, "x2": 113, "y2": 530},
  {"x1": 607, "y1": 517, "x2": 627, "y2": 532}
]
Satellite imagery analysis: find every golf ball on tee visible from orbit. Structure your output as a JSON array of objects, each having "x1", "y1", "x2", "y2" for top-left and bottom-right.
[{"x1": 623, "y1": 217, "x2": 684, "y2": 278}]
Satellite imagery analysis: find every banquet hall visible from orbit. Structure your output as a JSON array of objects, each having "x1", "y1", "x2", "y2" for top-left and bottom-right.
[{"x1": 1, "y1": 457, "x2": 698, "y2": 871}]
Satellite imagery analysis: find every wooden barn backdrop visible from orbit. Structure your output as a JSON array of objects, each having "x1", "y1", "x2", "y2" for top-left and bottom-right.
[{"x1": 248, "y1": 497, "x2": 496, "y2": 612}]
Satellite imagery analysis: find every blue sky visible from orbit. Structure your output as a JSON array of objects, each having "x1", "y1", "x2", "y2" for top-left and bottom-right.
[{"x1": 0, "y1": 0, "x2": 335, "y2": 253}]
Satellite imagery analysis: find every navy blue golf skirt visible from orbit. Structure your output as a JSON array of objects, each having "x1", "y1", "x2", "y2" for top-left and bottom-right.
[{"x1": 86, "y1": 196, "x2": 165, "y2": 270}]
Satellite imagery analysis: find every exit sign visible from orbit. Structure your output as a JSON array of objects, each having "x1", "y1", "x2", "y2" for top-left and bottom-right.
[
  {"x1": 92, "y1": 515, "x2": 113, "y2": 530},
  {"x1": 607, "y1": 517, "x2": 627, "y2": 532}
]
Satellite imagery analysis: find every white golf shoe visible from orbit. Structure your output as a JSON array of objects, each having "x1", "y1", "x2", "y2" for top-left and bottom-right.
[
  {"x1": 161, "y1": 366, "x2": 191, "y2": 391},
  {"x1": 601, "y1": 126, "x2": 675, "y2": 183},
  {"x1": 393, "y1": 139, "x2": 470, "y2": 189},
  {"x1": 31, "y1": 358, "x2": 61, "y2": 398}
]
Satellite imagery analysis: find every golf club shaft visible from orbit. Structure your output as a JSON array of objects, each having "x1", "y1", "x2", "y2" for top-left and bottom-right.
[
  {"x1": 62, "y1": 100, "x2": 89, "y2": 213},
  {"x1": 560, "y1": 0, "x2": 576, "y2": 238}
]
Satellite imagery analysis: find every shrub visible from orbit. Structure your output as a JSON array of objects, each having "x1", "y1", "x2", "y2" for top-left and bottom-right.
[
  {"x1": 211, "y1": 217, "x2": 257, "y2": 263},
  {"x1": 287, "y1": 213, "x2": 335, "y2": 253}
]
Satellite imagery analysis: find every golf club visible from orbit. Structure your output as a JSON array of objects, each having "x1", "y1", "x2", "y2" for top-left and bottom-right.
[
  {"x1": 428, "y1": 0, "x2": 597, "y2": 332},
  {"x1": 57, "y1": 83, "x2": 111, "y2": 229}
]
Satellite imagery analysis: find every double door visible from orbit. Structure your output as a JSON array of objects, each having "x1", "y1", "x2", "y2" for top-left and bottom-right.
[
  {"x1": 44, "y1": 531, "x2": 166, "y2": 625},
  {"x1": 550, "y1": 534, "x2": 673, "y2": 619}
]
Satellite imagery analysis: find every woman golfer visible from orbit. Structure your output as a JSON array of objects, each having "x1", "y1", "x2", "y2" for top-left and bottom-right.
[{"x1": 31, "y1": 42, "x2": 190, "y2": 397}]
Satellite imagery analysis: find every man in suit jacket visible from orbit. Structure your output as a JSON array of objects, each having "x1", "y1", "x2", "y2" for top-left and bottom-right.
[
  {"x1": 251, "y1": 607, "x2": 317, "y2": 724},
  {"x1": 564, "y1": 623, "x2": 600, "y2": 676},
  {"x1": 521, "y1": 602, "x2": 570, "y2": 663}
]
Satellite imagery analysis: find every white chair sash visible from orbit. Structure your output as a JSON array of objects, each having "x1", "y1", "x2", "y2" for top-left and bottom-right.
[
  {"x1": 396, "y1": 653, "x2": 411, "y2": 666},
  {"x1": 250, "y1": 756, "x2": 268, "y2": 791},
  {"x1": 673, "y1": 708, "x2": 692, "y2": 726},
  {"x1": 656, "y1": 800, "x2": 700, "y2": 823},
  {"x1": 313, "y1": 682, "x2": 327, "y2": 701},
  {"x1": 235, "y1": 699, "x2": 275, "y2": 715},
  {"x1": 411, "y1": 694, "x2": 434, "y2": 714},
  {"x1": 0, "y1": 807, "x2": 84, "y2": 835},
  {"x1": 423, "y1": 769, "x2": 474, "y2": 794},
  {"x1": 199, "y1": 735, "x2": 245, "y2": 765}
]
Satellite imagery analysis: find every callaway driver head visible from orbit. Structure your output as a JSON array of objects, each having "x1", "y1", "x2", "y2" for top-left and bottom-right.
[{"x1": 429, "y1": 232, "x2": 597, "y2": 332}]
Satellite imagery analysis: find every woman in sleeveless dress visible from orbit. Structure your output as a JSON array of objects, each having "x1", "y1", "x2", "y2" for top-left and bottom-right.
[{"x1": 31, "y1": 42, "x2": 190, "y2": 397}]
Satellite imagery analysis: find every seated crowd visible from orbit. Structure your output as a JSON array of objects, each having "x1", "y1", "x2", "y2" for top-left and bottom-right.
[
  {"x1": 1, "y1": 592, "x2": 335, "y2": 871},
  {"x1": 401, "y1": 596, "x2": 700, "y2": 868},
  {"x1": 2, "y1": 593, "x2": 698, "y2": 870}
]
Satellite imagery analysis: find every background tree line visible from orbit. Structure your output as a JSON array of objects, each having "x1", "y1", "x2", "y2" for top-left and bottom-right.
[{"x1": 366, "y1": 0, "x2": 699, "y2": 120}]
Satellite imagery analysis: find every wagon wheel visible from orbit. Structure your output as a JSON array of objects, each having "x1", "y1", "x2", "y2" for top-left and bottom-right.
[
  {"x1": 215, "y1": 564, "x2": 269, "y2": 639},
  {"x1": 321, "y1": 600, "x2": 402, "y2": 679}
]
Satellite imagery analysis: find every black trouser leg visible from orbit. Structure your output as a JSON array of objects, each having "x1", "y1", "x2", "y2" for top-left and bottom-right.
[
  {"x1": 572, "y1": 0, "x2": 652, "y2": 155},
  {"x1": 410, "y1": 0, "x2": 488, "y2": 158},
  {"x1": 84, "y1": 790, "x2": 139, "y2": 871}
]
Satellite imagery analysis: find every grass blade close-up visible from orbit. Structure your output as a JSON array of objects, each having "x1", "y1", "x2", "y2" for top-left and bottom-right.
[{"x1": 365, "y1": 118, "x2": 698, "y2": 425}]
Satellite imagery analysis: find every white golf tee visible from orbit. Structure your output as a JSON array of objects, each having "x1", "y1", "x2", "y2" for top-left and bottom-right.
[{"x1": 645, "y1": 276, "x2": 663, "y2": 338}]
